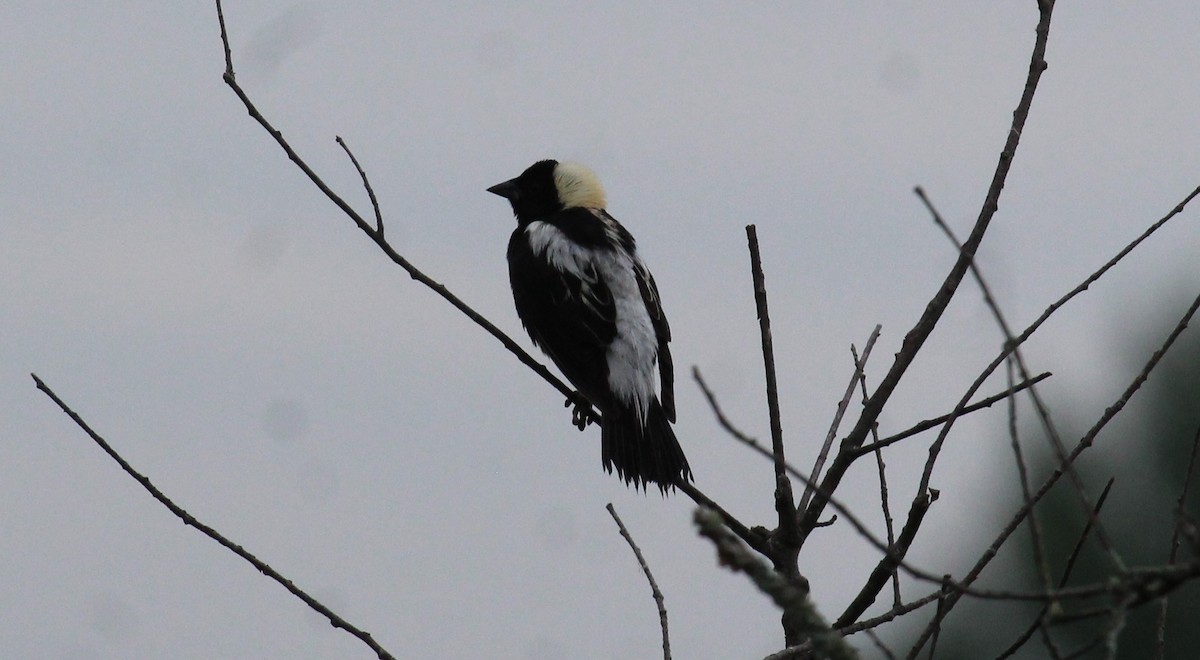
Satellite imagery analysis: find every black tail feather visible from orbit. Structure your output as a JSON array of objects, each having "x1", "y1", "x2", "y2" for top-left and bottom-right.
[{"x1": 601, "y1": 398, "x2": 692, "y2": 493}]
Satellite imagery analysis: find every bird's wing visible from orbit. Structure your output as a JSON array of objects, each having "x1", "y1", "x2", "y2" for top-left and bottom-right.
[
  {"x1": 508, "y1": 226, "x2": 618, "y2": 407},
  {"x1": 634, "y1": 258, "x2": 675, "y2": 422}
]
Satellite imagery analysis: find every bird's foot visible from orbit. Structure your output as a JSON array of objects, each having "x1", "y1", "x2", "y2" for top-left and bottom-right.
[{"x1": 563, "y1": 392, "x2": 599, "y2": 431}]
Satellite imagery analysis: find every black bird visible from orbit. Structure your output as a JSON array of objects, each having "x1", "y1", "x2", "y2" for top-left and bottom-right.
[{"x1": 488, "y1": 160, "x2": 692, "y2": 492}]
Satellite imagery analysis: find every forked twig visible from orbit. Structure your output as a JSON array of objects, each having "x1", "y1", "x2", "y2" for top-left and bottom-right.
[
  {"x1": 336, "y1": 136, "x2": 384, "y2": 235},
  {"x1": 855, "y1": 342, "x2": 900, "y2": 607},
  {"x1": 909, "y1": 287, "x2": 1200, "y2": 655},
  {"x1": 916, "y1": 185, "x2": 1122, "y2": 572},
  {"x1": 799, "y1": 325, "x2": 882, "y2": 513},
  {"x1": 214, "y1": 0, "x2": 576, "y2": 405},
  {"x1": 799, "y1": 0, "x2": 1059, "y2": 544},
  {"x1": 833, "y1": 490, "x2": 936, "y2": 628}
]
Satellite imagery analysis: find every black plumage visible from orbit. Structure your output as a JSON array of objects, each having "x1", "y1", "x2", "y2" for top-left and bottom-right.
[{"x1": 489, "y1": 159, "x2": 692, "y2": 492}]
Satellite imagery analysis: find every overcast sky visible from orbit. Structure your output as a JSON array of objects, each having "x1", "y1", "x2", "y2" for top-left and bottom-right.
[{"x1": 3, "y1": 3, "x2": 1199, "y2": 659}]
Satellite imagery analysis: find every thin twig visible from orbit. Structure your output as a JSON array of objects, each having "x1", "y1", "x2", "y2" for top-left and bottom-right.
[
  {"x1": 838, "y1": 591, "x2": 944, "y2": 636},
  {"x1": 800, "y1": 325, "x2": 881, "y2": 513},
  {"x1": 797, "y1": 0, "x2": 1058, "y2": 548},
  {"x1": 677, "y1": 481, "x2": 771, "y2": 557},
  {"x1": 693, "y1": 366, "x2": 761, "y2": 448},
  {"x1": 1002, "y1": 358, "x2": 1056, "y2": 606},
  {"x1": 864, "y1": 629, "x2": 899, "y2": 660},
  {"x1": 871, "y1": 173, "x2": 1200, "y2": 476},
  {"x1": 1154, "y1": 424, "x2": 1200, "y2": 659},
  {"x1": 917, "y1": 185, "x2": 1122, "y2": 573},
  {"x1": 689, "y1": 369, "x2": 824, "y2": 559},
  {"x1": 745, "y1": 225, "x2": 798, "y2": 556},
  {"x1": 607, "y1": 503, "x2": 671, "y2": 660},
  {"x1": 809, "y1": 386, "x2": 1040, "y2": 625},
  {"x1": 854, "y1": 372, "x2": 1051, "y2": 456},
  {"x1": 874, "y1": 444, "x2": 901, "y2": 608},
  {"x1": 214, "y1": 0, "x2": 578, "y2": 408},
  {"x1": 1049, "y1": 558, "x2": 1200, "y2": 622},
  {"x1": 696, "y1": 370, "x2": 926, "y2": 584},
  {"x1": 1004, "y1": 357, "x2": 1062, "y2": 658},
  {"x1": 1060, "y1": 478, "x2": 1118, "y2": 590},
  {"x1": 335, "y1": 136, "x2": 384, "y2": 235},
  {"x1": 898, "y1": 172, "x2": 1200, "y2": 650},
  {"x1": 696, "y1": 393, "x2": 1200, "y2": 614},
  {"x1": 909, "y1": 287, "x2": 1200, "y2": 654},
  {"x1": 992, "y1": 478, "x2": 1115, "y2": 660},
  {"x1": 924, "y1": 576, "x2": 954, "y2": 660},
  {"x1": 833, "y1": 490, "x2": 936, "y2": 629},
  {"x1": 716, "y1": 358, "x2": 1200, "y2": 608},
  {"x1": 32, "y1": 374, "x2": 398, "y2": 660},
  {"x1": 854, "y1": 342, "x2": 901, "y2": 607},
  {"x1": 698, "y1": 368, "x2": 987, "y2": 602}
]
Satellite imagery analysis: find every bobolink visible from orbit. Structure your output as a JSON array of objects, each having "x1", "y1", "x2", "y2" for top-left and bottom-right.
[{"x1": 489, "y1": 160, "x2": 692, "y2": 492}]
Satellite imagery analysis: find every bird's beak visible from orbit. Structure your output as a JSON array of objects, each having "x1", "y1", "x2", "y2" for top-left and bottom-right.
[{"x1": 487, "y1": 178, "x2": 520, "y2": 201}]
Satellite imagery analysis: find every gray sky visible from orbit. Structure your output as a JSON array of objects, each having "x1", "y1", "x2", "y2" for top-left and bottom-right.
[{"x1": 3, "y1": 3, "x2": 1199, "y2": 658}]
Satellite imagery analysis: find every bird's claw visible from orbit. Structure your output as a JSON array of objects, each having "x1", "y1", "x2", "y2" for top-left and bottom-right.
[{"x1": 563, "y1": 392, "x2": 599, "y2": 431}]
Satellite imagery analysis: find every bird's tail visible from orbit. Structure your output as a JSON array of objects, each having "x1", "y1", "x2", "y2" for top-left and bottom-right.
[{"x1": 601, "y1": 398, "x2": 692, "y2": 493}]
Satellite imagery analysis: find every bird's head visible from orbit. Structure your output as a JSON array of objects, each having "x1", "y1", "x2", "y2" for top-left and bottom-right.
[{"x1": 488, "y1": 160, "x2": 607, "y2": 222}]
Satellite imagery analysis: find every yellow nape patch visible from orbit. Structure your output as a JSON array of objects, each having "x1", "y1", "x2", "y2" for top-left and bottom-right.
[{"x1": 553, "y1": 161, "x2": 607, "y2": 209}]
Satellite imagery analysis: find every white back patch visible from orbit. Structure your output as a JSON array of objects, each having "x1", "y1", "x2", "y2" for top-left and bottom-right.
[
  {"x1": 525, "y1": 221, "x2": 593, "y2": 282},
  {"x1": 525, "y1": 220, "x2": 658, "y2": 422},
  {"x1": 598, "y1": 253, "x2": 658, "y2": 423}
]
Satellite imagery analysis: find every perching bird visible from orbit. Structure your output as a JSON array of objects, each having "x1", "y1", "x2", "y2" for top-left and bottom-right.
[{"x1": 488, "y1": 159, "x2": 692, "y2": 492}]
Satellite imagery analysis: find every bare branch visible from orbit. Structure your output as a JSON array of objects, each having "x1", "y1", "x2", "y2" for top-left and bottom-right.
[
  {"x1": 875, "y1": 442, "x2": 900, "y2": 607},
  {"x1": 994, "y1": 478, "x2": 1115, "y2": 660},
  {"x1": 917, "y1": 184, "x2": 1123, "y2": 572},
  {"x1": 691, "y1": 367, "x2": 811, "y2": 560},
  {"x1": 693, "y1": 366, "x2": 761, "y2": 449},
  {"x1": 855, "y1": 341, "x2": 901, "y2": 607},
  {"x1": 853, "y1": 372, "x2": 1051, "y2": 456},
  {"x1": 893, "y1": 172, "x2": 1200, "y2": 648},
  {"x1": 922, "y1": 576, "x2": 955, "y2": 660},
  {"x1": 695, "y1": 375, "x2": 919, "y2": 579},
  {"x1": 838, "y1": 590, "x2": 944, "y2": 637},
  {"x1": 695, "y1": 375, "x2": 963, "y2": 598},
  {"x1": 1103, "y1": 597, "x2": 1131, "y2": 660},
  {"x1": 32, "y1": 374, "x2": 398, "y2": 660},
  {"x1": 799, "y1": 325, "x2": 881, "y2": 513},
  {"x1": 1002, "y1": 359, "x2": 1056, "y2": 606},
  {"x1": 336, "y1": 136, "x2": 385, "y2": 235},
  {"x1": 798, "y1": 0, "x2": 1059, "y2": 546},
  {"x1": 745, "y1": 225, "x2": 798, "y2": 553},
  {"x1": 607, "y1": 504, "x2": 671, "y2": 660},
  {"x1": 910, "y1": 286, "x2": 1200, "y2": 653},
  {"x1": 834, "y1": 490, "x2": 936, "y2": 628}
]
